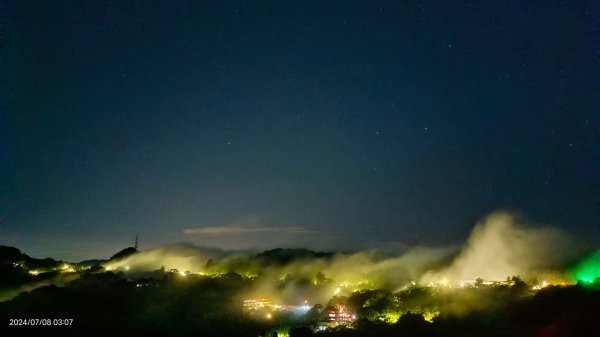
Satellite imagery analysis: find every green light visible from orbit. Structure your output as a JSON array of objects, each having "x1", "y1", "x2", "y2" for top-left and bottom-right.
[{"x1": 570, "y1": 250, "x2": 600, "y2": 283}]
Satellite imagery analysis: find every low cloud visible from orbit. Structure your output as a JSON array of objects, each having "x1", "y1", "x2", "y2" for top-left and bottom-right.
[
  {"x1": 421, "y1": 211, "x2": 580, "y2": 283},
  {"x1": 182, "y1": 215, "x2": 317, "y2": 249},
  {"x1": 103, "y1": 210, "x2": 590, "y2": 309},
  {"x1": 184, "y1": 226, "x2": 314, "y2": 235}
]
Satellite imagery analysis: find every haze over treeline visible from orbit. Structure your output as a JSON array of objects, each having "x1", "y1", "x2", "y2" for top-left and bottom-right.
[{"x1": 1, "y1": 211, "x2": 599, "y2": 336}]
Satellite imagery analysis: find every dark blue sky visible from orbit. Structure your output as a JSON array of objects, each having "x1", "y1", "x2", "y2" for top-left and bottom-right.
[{"x1": 2, "y1": 1, "x2": 599, "y2": 260}]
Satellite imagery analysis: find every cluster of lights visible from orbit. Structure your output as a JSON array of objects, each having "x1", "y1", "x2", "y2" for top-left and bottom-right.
[
  {"x1": 105, "y1": 265, "x2": 222, "y2": 277},
  {"x1": 243, "y1": 298, "x2": 314, "y2": 320},
  {"x1": 326, "y1": 304, "x2": 354, "y2": 324},
  {"x1": 531, "y1": 281, "x2": 550, "y2": 290},
  {"x1": 381, "y1": 312, "x2": 401, "y2": 323},
  {"x1": 411, "y1": 277, "x2": 579, "y2": 291},
  {"x1": 14, "y1": 261, "x2": 91, "y2": 275},
  {"x1": 422, "y1": 310, "x2": 440, "y2": 323},
  {"x1": 333, "y1": 280, "x2": 376, "y2": 295},
  {"x1": 61, "y1": 264, "x2": 75, "y2": 273}
]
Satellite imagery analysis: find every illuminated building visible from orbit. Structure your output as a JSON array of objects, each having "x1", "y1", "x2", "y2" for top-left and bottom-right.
[
  {"x1": 243, "y1": 298, "x2": 313, "y2": 317},
  {"x1": 326, "y1": 305, "x2": 354, "y2": 324},
  {"x1": 242, "y1": 298, "x2": 273, "y2": 313},
  {"x1": 273, "y1": 303, "x2": 311, "y2": 314}
]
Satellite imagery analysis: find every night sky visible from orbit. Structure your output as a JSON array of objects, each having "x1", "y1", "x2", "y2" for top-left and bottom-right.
[{"x1": 2, "y1": 1, "x2": 599, "y2": 260}]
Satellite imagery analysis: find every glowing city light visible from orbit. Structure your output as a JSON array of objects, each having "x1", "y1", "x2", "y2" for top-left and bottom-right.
[{"x1": 61, "y1": 264, "x2": 75, "y2": 273}]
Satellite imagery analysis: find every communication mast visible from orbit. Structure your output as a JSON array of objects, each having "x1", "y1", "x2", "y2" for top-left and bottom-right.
[{"x1": 134, "y1": 233, "x2": 139, "y2": 250}]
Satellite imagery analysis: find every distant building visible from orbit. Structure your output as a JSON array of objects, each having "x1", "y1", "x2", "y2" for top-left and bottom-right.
[
  {"x1": 273, "y1": 303, "x2": 311, "y2": 314},
  {"x1": 326, "y1": 305, "x2": 354, "y2": 323},
  {"x1": 243, "y1": 298, "x2": 273, "y2": 313}
]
